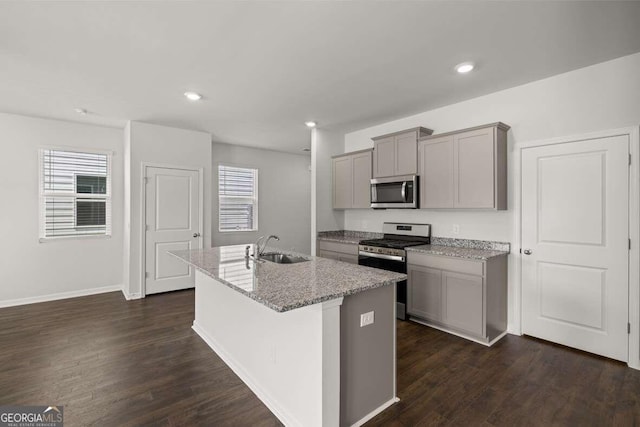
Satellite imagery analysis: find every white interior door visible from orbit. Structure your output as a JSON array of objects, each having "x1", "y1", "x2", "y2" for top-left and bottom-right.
[
  {"x1": 521, "y1": 135, "x2": 629, "y2": 361},
  {"x1": 145, "y1": 166, "x2": 201, "y2": 295}
]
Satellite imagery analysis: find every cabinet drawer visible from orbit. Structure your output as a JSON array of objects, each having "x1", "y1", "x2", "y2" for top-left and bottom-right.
[
  {"x1": 317, "y1": 240, "x2": 359, "y2": 256},
  {"x1": 407, "y1": 252, "x2": 483, "y2": 276}
]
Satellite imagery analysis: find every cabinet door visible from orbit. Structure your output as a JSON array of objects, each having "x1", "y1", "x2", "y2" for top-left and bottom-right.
[
  {"x1": 351, "y1": 151, "x2": 372, "y2": 208},
  {"x1": 333, "y1": 156, "x2": 353, "y2": 209},
  {"x1": 407, "y1": 264, "x2": 442, "y2": 322},
  {"x1": 442, "y1": 271, "x2": 484, "y2": 337},
  {"x1": 454, "y1": 128, "x2": 495, "y2": 208},
  {"x1": 395, "y1": 131, "x2": 418, "y2": 175},
  {"x1": 337, "y1": 253, "x2": 359, "y2": 264},
  {"x1": 373, "y1": 136, "x2": 395, "y2": 178},
  {"x1": 419, "y1": 136, "x2": 454, "y2": 208},
  {"x1": 318, "y1": 250, "x2": 339, "y2": 261}
]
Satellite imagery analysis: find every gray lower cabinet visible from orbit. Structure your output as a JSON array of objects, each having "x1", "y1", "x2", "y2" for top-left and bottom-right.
[
  {"x1": 407, "y1": 265, "x2": 442, "y2": 322},
  {"x1": 418, "y1": 122, "x2": 509, "y2": 210},
  {"x1": 442, "y1": 271, "x2": 484, "y2": 337},
  {"x1": 407, "y1": 251, "x2": 507, "y2": 345},
  {"x1": 332, "y1": 149, "x2": 372, "y2": 209},
  {"x1": 317, "y1": 240, "x2": 359, "y2": 264}
]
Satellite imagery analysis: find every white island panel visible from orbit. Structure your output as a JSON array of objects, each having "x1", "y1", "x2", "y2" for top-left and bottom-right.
[{"x1": 192, "y1": 270, "x2": 342, "y2": 427}]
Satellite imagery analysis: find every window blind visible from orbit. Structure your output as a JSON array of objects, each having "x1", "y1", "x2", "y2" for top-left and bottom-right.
[
  {"x1": 218, "y1": 165, "x2": 258, "y2": 232},
  {"x1": 39, "y1": 149, "x2": 111, "y2": 239}
]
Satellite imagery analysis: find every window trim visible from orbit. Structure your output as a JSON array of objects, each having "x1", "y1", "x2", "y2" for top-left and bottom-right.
[
  {"x1": 38, "y1": 146, "x2": 113, "y2": 242},
  {"x1": 217, "y1": 163, "x2": 259, "y2": 233}
]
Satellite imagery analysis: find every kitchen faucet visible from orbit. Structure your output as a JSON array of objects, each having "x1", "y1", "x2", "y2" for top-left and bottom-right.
[{"x1": 253, "y1": 235, "x2": 280, "y2": 259}]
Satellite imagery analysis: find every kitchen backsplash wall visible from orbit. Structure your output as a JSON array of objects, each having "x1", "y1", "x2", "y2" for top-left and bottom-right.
[{"x1": 343, "y1": 52, "x2": 640, "y2": 245}]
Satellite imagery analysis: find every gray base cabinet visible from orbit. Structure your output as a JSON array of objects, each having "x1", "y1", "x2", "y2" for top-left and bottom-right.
[
  {"x1": 418, "y1": 122, "x2": 509, "y2": 210},
  {"x1": 317, "y1": 240, "x2": 359, "y2": 264},
  {"x1": 332, "y1": 149, "x2": 372, "y2": 209},
  {"x1": 407, "y1": 251, "x2": 507, "y2": 345}
]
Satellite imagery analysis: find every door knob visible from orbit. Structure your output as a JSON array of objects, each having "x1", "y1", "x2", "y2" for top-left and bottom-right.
[
  {"x1": 193, "y1": 233, "x2": 201, "y2": 238},
  {"x1": 523, "y1": 249, "x2": 532, "y2": 255}
]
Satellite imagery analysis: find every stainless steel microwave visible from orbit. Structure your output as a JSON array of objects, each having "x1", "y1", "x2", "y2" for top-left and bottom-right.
[{"x1": 370, "y1": 175, "x2": 418, "y2": 209}]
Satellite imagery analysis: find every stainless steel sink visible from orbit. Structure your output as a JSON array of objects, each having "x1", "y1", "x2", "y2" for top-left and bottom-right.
[{"x1": 261, "y1": 252, "x2": 310, "y2": 264}]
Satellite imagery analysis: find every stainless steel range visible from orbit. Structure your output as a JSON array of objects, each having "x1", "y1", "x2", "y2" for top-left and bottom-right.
[{"x1": 358, "y1": 222, "x2": 431, "y2": 320}]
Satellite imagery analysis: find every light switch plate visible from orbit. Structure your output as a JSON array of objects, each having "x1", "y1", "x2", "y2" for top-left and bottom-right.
[{"x1": 360, "y1": 311, "x2": 375, "y2": 327}]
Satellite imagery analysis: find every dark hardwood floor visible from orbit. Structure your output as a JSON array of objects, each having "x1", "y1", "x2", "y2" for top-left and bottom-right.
[{"x1": 1, "y1": 290, "x2": 639, "y2": 426}]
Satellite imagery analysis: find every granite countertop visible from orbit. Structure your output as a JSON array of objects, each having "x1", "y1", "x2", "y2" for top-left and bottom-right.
[
  {"x1": 317, "y1": 230, "x2": 382, "y2": 244},
  {"x1": 406, "y1": 245, "x2": 509, "y2": 260},
  {"x1": 170, "y1": 245, "x2": 406, "y2": 313}
]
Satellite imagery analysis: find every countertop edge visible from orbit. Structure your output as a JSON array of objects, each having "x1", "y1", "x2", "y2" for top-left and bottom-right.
[{"x1": 169, "y1": 251, "x2": 406, "y2": 313}]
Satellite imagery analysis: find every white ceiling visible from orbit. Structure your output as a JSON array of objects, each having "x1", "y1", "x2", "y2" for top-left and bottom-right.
[{"x1": 1, "y1": 1, "x2": 640, "y2": 153}]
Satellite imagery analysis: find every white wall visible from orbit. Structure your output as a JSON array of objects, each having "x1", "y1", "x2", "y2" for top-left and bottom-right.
[
  {"x1": 341, "y1": 52, "x2": 640, "y2": 331},
  {"x1": 211, "y1": 142, "x2": 311, "y2": 254},
  {"x1": 315, "y1": 129, "x2": 346, "y2": 232},
  {"x1": 344, "y1": 52, "x2": 640, "y2": 237},
  {"x1": 0, "y1": 113, "x2": 124, "y2": 304},
  {"x1": 123, "y1": 121, "x2": 212, "y2": 298}
]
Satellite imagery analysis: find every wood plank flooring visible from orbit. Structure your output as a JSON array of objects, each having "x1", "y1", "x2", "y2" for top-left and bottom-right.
[{"x1": 1, "y1": 290, "x2": 639, "y2": 426}]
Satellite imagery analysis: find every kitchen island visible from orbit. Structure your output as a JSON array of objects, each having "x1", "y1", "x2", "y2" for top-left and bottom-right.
[{"x1": 171, "y1": 245, "x2": 406, "y2": 427}]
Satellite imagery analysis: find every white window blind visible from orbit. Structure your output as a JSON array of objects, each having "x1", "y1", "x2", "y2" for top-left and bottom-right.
[
  {"x1": 218, "y1": 165, "x2": 258, "y2": 232},
  {"x1": 39, "y1": 149, "x2": 112, "y2": 240}
]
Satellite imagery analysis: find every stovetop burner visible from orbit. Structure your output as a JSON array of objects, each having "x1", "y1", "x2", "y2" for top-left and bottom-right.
[{"x1": 359, "y1": 237, "x2": 429, "y2": 249}]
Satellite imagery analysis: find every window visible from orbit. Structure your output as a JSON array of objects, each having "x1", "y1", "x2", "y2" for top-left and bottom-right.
[
  {"x1": 218, "y1": 165, "x2": 258, "y2": 232},
  {"x1": 39, "y1": 148, "x2": 111, "y2": 240}
]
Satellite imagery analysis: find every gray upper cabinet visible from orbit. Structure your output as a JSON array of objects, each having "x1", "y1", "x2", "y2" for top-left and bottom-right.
[
  {"x1": 332, "y1": 155, "x2": 352, "y2": 209},
  {"x1": 372, "y1": 127, "x2": 433, "y2": 178},
  {"x1": 332, "y1": 149, "x2": 372, "y2": 209},
  {"x1": 418, "y1": 122, "x2": 509, "y2": 210},
  {"x1": 418, "y1": 135, "x2": 455, "y2": 209}
]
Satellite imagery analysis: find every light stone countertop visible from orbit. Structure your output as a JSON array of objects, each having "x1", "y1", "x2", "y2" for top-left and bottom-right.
[
  {"x1": 406, "y1": 245, "x2": 509, "y2": 260},
  {"x1": 170, "y1": 245, "x2": 406, "y2": 313},
  {"x1": 316, "y1": 230, "x2": 382, "y2": 245}
]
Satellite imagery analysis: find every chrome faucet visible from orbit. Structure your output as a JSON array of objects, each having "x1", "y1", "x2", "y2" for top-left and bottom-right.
[{"x1": 254, "y1": 235, "x2": 280, "y2": 259}]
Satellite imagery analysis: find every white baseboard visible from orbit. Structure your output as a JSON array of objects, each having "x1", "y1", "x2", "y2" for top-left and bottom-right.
[
  {"x1": 0, "y1": 284, "x2": 123, "y2": 308},
  {"x1": 192, "y1": 321, "x2": 303, "y2": 427},
  {"x1": 121, "y1": 289, "x2": 142, "y2": 300},
  {"x1": 351, "y1": 397, "x2": 399, "y2": 427}
]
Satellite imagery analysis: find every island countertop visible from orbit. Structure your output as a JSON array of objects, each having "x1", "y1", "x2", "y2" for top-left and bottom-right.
[{"x1": 170, "y1": 245, "x2": 406, "y2": 312}]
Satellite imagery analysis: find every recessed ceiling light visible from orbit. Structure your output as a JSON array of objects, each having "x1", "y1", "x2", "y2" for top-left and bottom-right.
[
  {"x1": 455, "y1": 62, "x2": 475, "y2": 74},
  {"x1": 74, "y1": 108, "x2": 88, "y2": 115},
  {"x1": 184, "y1": 91, "x2": 203, "y2": 101},
  {"x1": 305, "y1": 121, "x2": 317, "y2": 128}
]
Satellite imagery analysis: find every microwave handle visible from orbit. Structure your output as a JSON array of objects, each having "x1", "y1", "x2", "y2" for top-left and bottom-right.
[
  {"x1": 371, "y1": 183, "x2": 377, "y2": 203},
  {"x1": 401, "y1": 182, "x2": 406, "y2": 200}
]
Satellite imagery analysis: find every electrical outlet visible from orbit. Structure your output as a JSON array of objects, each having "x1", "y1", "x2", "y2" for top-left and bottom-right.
[
  {"x1": 360, "y1": 311, "x2": 375, "y2": 327},
  {"x1": 452, "y1": 224, "x2": 460, "y2": 235}
]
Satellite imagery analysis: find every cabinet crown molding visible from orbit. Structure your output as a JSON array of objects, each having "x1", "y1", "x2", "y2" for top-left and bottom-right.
[
  {"x1": 372, "y1": 126, "x2": 433, "y2": 141},
  {"x1": 331, "y1": 148, "x2": 373, "y2": 159},
  {"x1": 419, "y1": 122, "x2": 510, "y2": 141}
]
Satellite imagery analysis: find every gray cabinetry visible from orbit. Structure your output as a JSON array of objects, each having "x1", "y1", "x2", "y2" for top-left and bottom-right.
[
  {"x1": 332, "y1": 149, "x2": 372, "y2": 209},
  {"x1": 372, "y1": 127, "x2": 433, "y2": 178},
  {"x1": 407, "y1": 265, "x2": 442, "y2": 322},
  {"x1": 317, "y1": 240, "x2": 359, "y2": 264},
  {"x1": 418, "y1": 122, "x2": 509, "y2": 210},
  {"x1": 407, "y1": 251, "x2": 507, "y2": 345},
  {"x1": 442, "y1": 271, "x2": 484, "y2": 337},
  {"x1": 418, "y1": 135, "x2": 454, "y2": 208}
]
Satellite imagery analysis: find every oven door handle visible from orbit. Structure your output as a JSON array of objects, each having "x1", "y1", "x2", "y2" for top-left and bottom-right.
[{"x1": 359, "y1": 251, "x2": 405, "y2": 262}]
